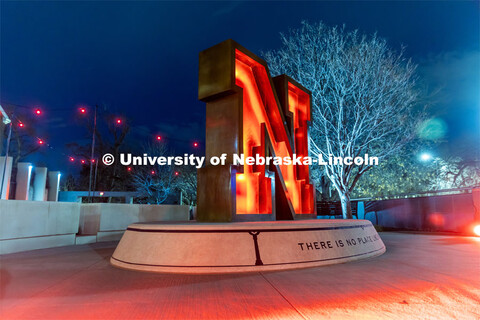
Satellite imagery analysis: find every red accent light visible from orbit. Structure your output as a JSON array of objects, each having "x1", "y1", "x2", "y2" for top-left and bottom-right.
[
  {"x1": 193, "y1": 142, "x2": 199, "y2": 147},
  {"x1": 91, "y1": 159, "x2": 96, "y2": 163},
  {"x1": 81, "y1": 160, "x2": 86, "y2": 164},
  {"x1": 35, "y1": 108, "x2": 42, "y2": 115},
  {"x1": 156, "y1": 135, "x2": 162, "y2": 141},
  {"x1": 116, "y1": 118, "x2": 122, "y2": 125},
  {"x1": 79, "y1": 107, "x2": 86, "y2": 114},
  {"x1": 18, "y1": 122, "x2": 24, "y2": 128},
  {"x1": 151, "y1": 170, "x2": 155, "y2": 175},
  {"x1": 175, "y1": 171, "x2": 179, "y2": 176},
  {"x1": 428, "y1": 213, "x2": 445, "y2": 228},
  {"x1": 127, "y1": 167, "x2": 132, "y2": 172},
  {"x1": 69, "y1": 157, "x2": 75, "y2": 162},
  {"x1": 38, "y1": 139, "x2": 44, "y2": 145}
]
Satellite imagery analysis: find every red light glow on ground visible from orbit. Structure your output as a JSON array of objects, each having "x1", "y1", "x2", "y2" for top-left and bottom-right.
[{"x1": 0, "y1": 233, "x2": 478, "y2": 319}]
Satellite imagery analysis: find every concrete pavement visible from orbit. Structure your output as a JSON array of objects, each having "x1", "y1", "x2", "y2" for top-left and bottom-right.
[{"x1": 1, "y1": 232, "x2": 479, "y2": 319}]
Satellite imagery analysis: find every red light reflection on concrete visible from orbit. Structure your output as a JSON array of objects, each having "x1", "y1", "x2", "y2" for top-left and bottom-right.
[{"x1": 1, "y1": 233, "x2": 479, "y2": 319}]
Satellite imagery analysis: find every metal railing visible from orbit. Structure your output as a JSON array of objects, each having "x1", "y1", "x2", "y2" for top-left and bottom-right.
[{"x1": 351, "y1": 186, "x2": 478, "y2": 202}]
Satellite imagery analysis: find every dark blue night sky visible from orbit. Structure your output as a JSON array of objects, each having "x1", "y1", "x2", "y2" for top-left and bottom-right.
[{"x1": 1, "y1": 1, "x2": 479, "y2": 172}]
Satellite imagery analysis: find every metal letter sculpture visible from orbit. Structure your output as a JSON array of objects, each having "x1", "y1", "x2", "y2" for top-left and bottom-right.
[
  {"x1": 197, "y1": 40, "x2": 315, "y2": 222},
  {"x1": 110, "y1": 40, "x2": 386, "y2": 274}
]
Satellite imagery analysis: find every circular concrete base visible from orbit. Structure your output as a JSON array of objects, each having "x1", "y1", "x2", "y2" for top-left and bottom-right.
[{"x1": 110, "y1": 219, "x2": 386, "y2": 274}]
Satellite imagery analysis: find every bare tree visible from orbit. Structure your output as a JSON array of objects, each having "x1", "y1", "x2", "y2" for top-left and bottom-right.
[
  {"x1": 433, "y1": 157, "x2": 480, "y2": 190},
  {"x1": 353, "y1": 153, "x2": 436, "y2": 199},
  {"x1": 175, "y1": 165, "x2": 197, "y2": 205},
  {"x1": 1, "y1": 104, "x2": 43, "y2": 168},
  {"x1": 67, "y1": 109, "x2": 132, "y2": 193},
  {"x1": 132, "y1": 143, "x2": 178, "y2": 204},
  {"x1": 264, "y1": 21, "x2": 425, "y2": 218}
]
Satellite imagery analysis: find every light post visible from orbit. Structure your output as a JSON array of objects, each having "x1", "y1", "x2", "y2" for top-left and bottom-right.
[
  {"x1": 93, "y1": 158, "x2": 98, "y2": 195},
  {"x1": 84, "y1": 105, "x2": 98, "y2": 203},
  {"x1": 0, "y1": 105, "x2": 12, "y2": 198}
]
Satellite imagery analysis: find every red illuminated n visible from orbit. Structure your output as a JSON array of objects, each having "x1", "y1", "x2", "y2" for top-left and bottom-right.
[{"x1": 197, "y1": 40, "x2": 315, "y2": 222}]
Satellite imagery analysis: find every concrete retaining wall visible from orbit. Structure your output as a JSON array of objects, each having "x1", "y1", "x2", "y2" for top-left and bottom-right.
[
  {"x1": 0, "y1": 200, "x2": 80, "y2": 254},
  {"x1": 358, "y1": 190, "x2": 479, "y2": 233},
  {"x1": 81, "y1": 203, "x2": 190, "y2": 241},
  {"x1": 0, "y1": 200, "x2": 190, "y2": 254}
]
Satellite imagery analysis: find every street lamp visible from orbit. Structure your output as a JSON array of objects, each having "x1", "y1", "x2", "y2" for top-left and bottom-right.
[
  {"x1": 81, "y1": 105, "x2": 98, "y2": 203},
  {"x1": 93, "y1": 158, "x2": 98, "y2": 195},
  {"x1": 78, "y1": 105, "x2": 98, "y2": 202},
  {"x1": 420, "y1": 152, "x2": 432, "y2": 162}
]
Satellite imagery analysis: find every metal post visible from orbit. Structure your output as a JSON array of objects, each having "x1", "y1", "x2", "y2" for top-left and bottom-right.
[
  {"x1": 1, "y1": 106, "x2": 15, "y2": 200},
  {"x1": 0, "y1": 122, "x2": 12, "y2": 197},
  {"x1": 87, "y1": 105, "x2": 97, "y2": 203},
  {"x1": 93, "y1": 158, "x2": 98, "y2": 193}
]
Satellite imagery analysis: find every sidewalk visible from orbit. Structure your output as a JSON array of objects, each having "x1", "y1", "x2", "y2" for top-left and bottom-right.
[{"x1": 1, "y1": 232, "x2": 479, "y2": 319}]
